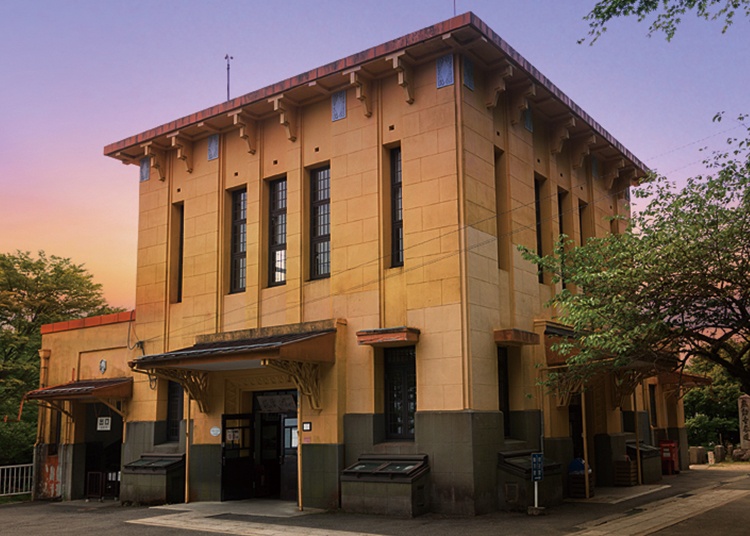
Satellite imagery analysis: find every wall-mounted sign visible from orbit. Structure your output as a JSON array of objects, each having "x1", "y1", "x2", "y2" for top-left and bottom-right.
[
  {"x1": 97, "y1": 416, "x2": 112, "y2": 431},
  {"x1": 210, "y1": 426, "x2": 221, "y2": 437},
  {"x1": 99, "y1": 359, "x2": 107, "y2": 374},
  {"x1": 302, "y1": 422, "x2": 312, "y2": 432}
]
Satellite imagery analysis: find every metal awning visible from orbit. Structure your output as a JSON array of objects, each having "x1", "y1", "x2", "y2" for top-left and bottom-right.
[
  {"x1": 129, "y1": 328, "x2": 337, "y2": 413},
  {"x1": 25, "y1": 377, "x2": 133, "y2": 401},
  {"x1": 130, "y1": 329, "x2": 336, "y2": 371},
  {"x1": 24, "y1": 377, "x2": 132, "y2": 420}
]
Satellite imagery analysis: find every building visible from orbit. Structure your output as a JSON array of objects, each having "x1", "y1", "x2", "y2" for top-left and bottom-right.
[{"x1": 28, "y1": 13, "x2": 690, "y2": 515}]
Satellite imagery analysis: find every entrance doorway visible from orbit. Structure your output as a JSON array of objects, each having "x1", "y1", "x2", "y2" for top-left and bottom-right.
[
  {"x1": 220, "y1": 390, "x2": 298, "y2": 502},
  {"x1": 253, "y1": 390, "x2": 298, "y2": 501},
  {"x1": 84, "y1": 403, "x2": 123, "y2": 500}
]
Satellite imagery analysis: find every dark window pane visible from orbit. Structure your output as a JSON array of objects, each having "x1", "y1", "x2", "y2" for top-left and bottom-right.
[
  {"x1": 269, "y1": 178, "x2": 287, "y2": 286},
  {"x1": 310, "y1": 167, "x2": 331, "y2": 279},
  {"x1": 390, "y1": 147, "x2": 404, "y2": 267},
  {"x1": 230, "y1": 188, "x2": 247, "y2": 293}
]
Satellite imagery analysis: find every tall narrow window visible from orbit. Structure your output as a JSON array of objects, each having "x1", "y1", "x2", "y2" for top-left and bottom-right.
[
  {"x1": 557, "y1": 189, "x2": 567, "y2": 239},
  {"x1": 269, "y1": 177, "x2": 287, "y2": 286},
  {"x1": 230, "y1": 188, "x2": 247, "y2": 293},
  {"x1": 310, "y1": 166, "x2": 331, "y2": 279},
  {"x1": 384, "y1": 346, "x2": 416, "y2": 440},
  {"x1": 390, "y1": 147, "x2": 404, "y2": 267},
  {"x1": 558, "y1": 189, "x2": 569, "y2": 288},
  {"x1": 495, "y1": 149, "x2": 510, "y2": 270},
  {"x1": 578, "y1": 200, "x2": 589, "y2": 246},
  {"x1": 534, "y1": 176, "x2": 545, "y2": 283},
  {"x1": 170, "y1": 203, "x2": 185, "y2": 303}
]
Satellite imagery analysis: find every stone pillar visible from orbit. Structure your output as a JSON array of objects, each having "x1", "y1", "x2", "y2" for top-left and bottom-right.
[{"x1": 739, "y1": 395, "x2": 750, "y2": 450}]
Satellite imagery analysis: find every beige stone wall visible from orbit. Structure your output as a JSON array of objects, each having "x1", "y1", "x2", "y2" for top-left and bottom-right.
[
  {"x1": 38, "y1": 320, "x2": 137, "y2": 443},
  {"x1": 126, "y1": 49, "x2": 639, "y2": 444}
]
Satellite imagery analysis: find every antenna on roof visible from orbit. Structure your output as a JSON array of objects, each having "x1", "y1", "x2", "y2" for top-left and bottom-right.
[
  {"x1": 453, "y1": 0, "x2": 456, "y2": 16},
  {"x1": 225, "y1": 54, "x2": 234, "y2": 101}
]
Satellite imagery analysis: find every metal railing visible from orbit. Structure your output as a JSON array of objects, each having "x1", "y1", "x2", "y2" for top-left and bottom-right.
[{"x1": 0, "y1": 463, "x2": 33, "y2": 496}]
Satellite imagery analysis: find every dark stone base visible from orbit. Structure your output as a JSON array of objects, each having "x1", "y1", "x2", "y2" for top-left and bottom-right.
[
  {"x1": 301, "y1": 443, "x2": 344, "y2": 509},
  {"x1": 189, "y1": 444, "x2": 222, "y2": 502},
  {"x1": 344, "y1": 410, "x2": 503, "y2": 516},
  {"x1": 341, "y1": 471, "x2": 430, "y2": 517}
]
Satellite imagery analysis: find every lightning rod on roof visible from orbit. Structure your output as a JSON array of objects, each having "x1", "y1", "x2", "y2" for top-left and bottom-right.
[{"x1": 225, "y1": 54, "x2": 234, "y2": 102}]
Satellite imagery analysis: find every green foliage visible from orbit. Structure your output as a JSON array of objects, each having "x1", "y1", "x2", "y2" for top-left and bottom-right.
[
  {"x1": 520, "y1": 115, "x2": 750, "y2": 393},
  {"x1": 582, "y1": 0, "x2": 750, "y2": 42},
  {"x1": 0, "y1": 420, "x2": 36, "y2": 465},
  {"x1": 0, "y1": 251, "x2": 121, "y2": 464},
  {"x1": 684, "y1": 359, "x2": 741, "y2": 445}
]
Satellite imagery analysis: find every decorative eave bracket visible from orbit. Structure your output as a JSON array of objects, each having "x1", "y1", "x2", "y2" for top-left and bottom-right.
[
  {"x1": 228, "y1": 110, "x2": 258, "y2": 154},
  {"x1": 572, "y1": 134, "x2": 597, "y2": 169},
  {"x1": 553, "y1": 373, "x2": 583, "y2": 408},
  {"x1": 262, "y1": 359, "x2": 322, "y2": 411},
  {"x1": 509, "y1": 81, "x2": 536, "y2": 125},
  {"x1": 94, "y1": 397, "x2": 127, "y2": 419},
  {"x1": 268, "y1": 96, "x2": 298, "y2": 142},
  {"x1": 386, "y1": 52, "x2": 414, "y2": 105},
  {"x1": 142, "y1": 142, "x2": 167, "y2": 181},
  {"x1": 550, "y1": 116, "x2": 576, "y2": 155},
  {"x1": 612, "y1": 369, "x2": 650, "y2": 409},
  {"x1": 346, "y1": 69, "x2": 373, "y2": 117},
  {"x1": 35, "y1": 400, "x2": 74, "y2": 420},
  {"x1": 485, "y1": 61, "x2": 515, "y2": 109},
  {"x1": 132, "y1": 366, "x2": 210, "y2": 413},
  {"x1": 168, "y1": 133, "x2": 194, "y2": 173}
]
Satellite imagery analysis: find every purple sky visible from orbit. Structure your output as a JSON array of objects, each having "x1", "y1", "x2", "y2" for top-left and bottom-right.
[{"x1": 1, "y1": 0, "x2": 747, "y2": 309}]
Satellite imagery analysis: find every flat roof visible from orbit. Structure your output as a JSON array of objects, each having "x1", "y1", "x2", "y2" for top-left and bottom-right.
[{"x1": 103, "y1": 12, "x2": 647, "y2": 175}]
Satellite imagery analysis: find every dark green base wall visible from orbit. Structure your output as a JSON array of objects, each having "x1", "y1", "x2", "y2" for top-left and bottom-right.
[
  {"x1": 344, "y1": 411, "x2": 503, "y2": 515},
  {"x1": 189, "y1": 444, "x2": 222, "y2": 501},
  {"x1": 301, "y1": 444, "x2": 344, "y2": 509}
]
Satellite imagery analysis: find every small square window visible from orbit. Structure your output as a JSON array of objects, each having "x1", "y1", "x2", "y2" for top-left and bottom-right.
[
  {"x1": 523, "y1": 109, "x2": 534, "y2": 132},
  {"x1": 332, "y1": 90, "x2": 347, "y2": 121},
  {"x1": 140, "y1": 158, "x2": 150, "y2": 182},
  {"x1": 436, "y1": 54, "x2": 454, "y2": 88},
  {"x1": 208, "y1": 134, "x2": 219, "y2": 161},
  {"x1": 463, "y1": 57, "x2": 474, "y2": 90}
]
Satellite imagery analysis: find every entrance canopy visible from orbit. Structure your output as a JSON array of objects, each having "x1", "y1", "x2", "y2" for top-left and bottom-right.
[
  {"x1": 129, "y1": 327, "x2": 337, "y2": 413},
  {"x1": 26, "y1": 377, "x2": 133, "y2": 401},
  {"x1": 24, "y1": 377, "x2": 132, "y2": 419},
  {"x1": 131, "y1": 329, "x2": 335, "y2": 371}
]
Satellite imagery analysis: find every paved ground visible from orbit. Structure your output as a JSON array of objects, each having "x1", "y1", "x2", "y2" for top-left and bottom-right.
[{"x1": 1, "y1": 464, "x2": 749, "y2": 536}]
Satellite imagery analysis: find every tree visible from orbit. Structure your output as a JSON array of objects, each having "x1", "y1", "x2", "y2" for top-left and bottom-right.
[
  {"x1": 582, "y1": 0, "x2": 750, "y2": 42},
  {"x1": 683, "y1": 359, "x2": 742, "y2": 446},
  {"x1": 0, "y1": 251, "x2": 121, "y2": 464},
  {"x1": 521, "y1": 115, "x2": 750, "y2": 394}
]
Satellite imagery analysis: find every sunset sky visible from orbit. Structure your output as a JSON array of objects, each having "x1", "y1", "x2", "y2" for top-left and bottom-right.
[{"x1": 1, "y1": 0, "x2": 748, "y2": 310}]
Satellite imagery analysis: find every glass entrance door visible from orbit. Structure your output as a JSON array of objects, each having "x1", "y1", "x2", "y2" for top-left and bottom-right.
[
  {"x1": 221, "y1": 413, "x2": 253, "y2": 501},
  {"x1": 252, "y1": 391, "x2": 297, "y2": 501}
]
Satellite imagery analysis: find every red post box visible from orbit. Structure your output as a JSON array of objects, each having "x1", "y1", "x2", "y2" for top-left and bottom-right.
[{"x1": 659, "y1": 440, "x2": 679, "y2": 474}]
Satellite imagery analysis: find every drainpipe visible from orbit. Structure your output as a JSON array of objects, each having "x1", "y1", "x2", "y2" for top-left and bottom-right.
[
  {"x1": 297, "y1": 392, "x2": 303, "y2": 511},
  {"x1": 185, "y1": 393, "x2": 191, "y2": 503}
]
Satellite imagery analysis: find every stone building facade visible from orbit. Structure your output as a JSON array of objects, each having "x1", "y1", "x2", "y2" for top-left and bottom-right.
[{"x1": 28, "y1": 13, "x2": 688, "y2": 514}]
